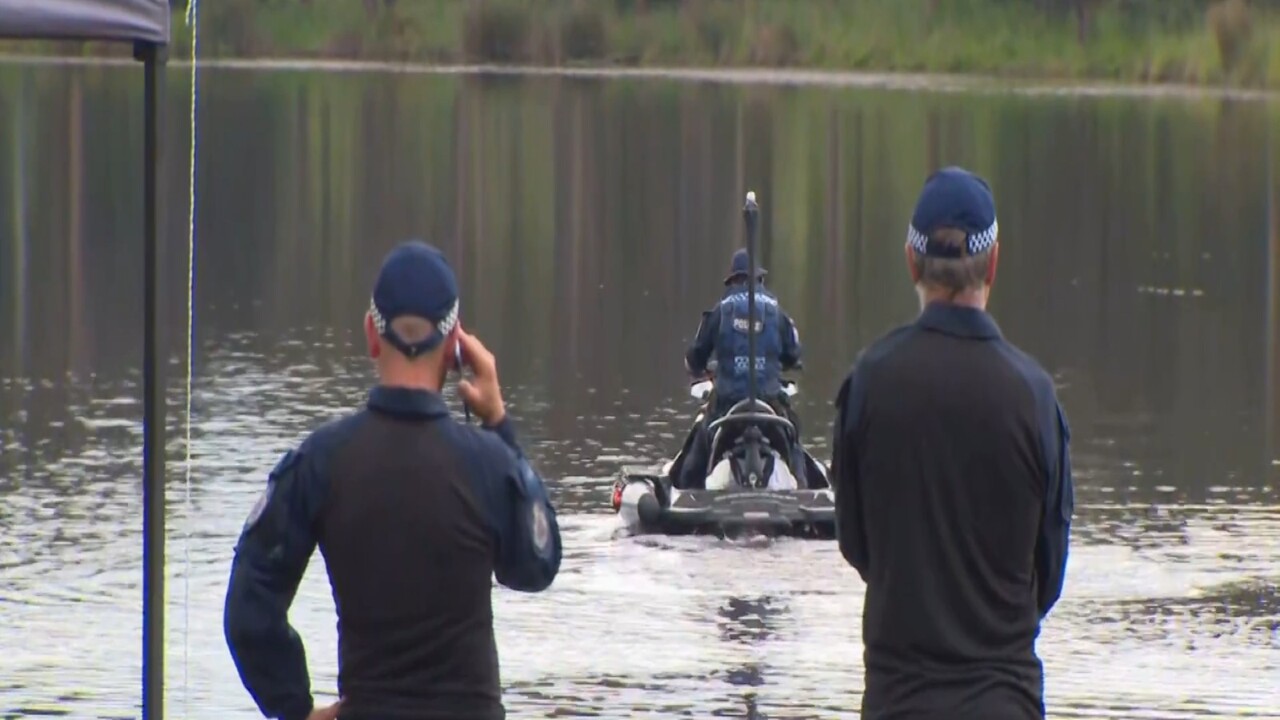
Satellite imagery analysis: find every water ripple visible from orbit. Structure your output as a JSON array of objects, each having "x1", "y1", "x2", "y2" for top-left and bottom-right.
[{"x1": 0, "y1": 340, "x2": 1277, "y2": 719}]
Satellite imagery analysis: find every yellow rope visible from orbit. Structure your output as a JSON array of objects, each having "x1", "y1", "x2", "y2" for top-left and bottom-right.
[{"x1": 182, "y1": 0, "x2": 199, "y2": 715}]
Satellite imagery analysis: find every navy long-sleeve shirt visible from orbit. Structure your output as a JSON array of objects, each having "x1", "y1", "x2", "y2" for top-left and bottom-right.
[
  {"x1": 831, "y1": 302, "x2": 1073, "y2": 720},
  {"x1": 224, "y1": 386, "x2": 562, "y2": 720}
]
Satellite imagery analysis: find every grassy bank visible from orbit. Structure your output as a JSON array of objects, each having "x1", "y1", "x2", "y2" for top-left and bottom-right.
[{"x1": 6, "y1": 0, "x2": 1280, "y2": 88}]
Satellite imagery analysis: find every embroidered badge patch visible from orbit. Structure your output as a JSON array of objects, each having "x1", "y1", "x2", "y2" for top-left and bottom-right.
[
  {"x1": 243, "y1": 483, "x2": 273, "y2": 532},
  {"x1": 530, "y1": 502, "x2": 552, "y2": 555}
]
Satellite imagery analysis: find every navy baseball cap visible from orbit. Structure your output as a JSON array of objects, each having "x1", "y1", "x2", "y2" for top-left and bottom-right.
[
  {"x1": 906, "y1": 166, "x2": 999, "y2": 259},
  {"x1": 723, "y1": 248, "x2": 767, "y2": 285},
  {"x1": 368, "y1": 240, "x2": 459, "y2": 358}
]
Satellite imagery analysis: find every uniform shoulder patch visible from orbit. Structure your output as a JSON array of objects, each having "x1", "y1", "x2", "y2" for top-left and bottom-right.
[
  {"x1": 529, "y1": 501, "x2": 552, "y2": 556},
  {"x1": 507, "y1": 459, "x2": 554, "y2": 557},
  {"x1": 243, "y1": 449, "x2": 300, "y2": 533},
  {"x1": 243, "y1": 484, "x2": 274, "y2": 532}
]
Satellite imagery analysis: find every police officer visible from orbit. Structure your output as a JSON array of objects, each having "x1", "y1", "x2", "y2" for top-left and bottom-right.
[
  {"x1": 831, "y1": 167, "x2": 1073, "y2": 720},
  {"x1": 676, "y1": 248, "x2": 803, "y2": 488},
  {"x1": 223, "y1": 240, "x2": 562, "y2": 720}
]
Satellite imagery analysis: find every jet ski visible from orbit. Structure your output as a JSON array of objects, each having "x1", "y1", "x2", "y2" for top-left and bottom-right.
[
  {"x1": 611, "y1": 377, "x2": 835, "y2": 538},
  {"x1": 613, "y1": 190, "x2": 835, "y2": 538}
]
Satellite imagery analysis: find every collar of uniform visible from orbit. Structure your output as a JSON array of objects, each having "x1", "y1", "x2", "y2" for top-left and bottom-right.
[
  {"x1": 722, "y1": 281, "x2": 765, "y2": 297},
  {"x1": 916, "y1": 301, "x2": 1002, "y2": 339},
  {"x1": 367, "y1": 385, "x2": 451, "y2": 419}
]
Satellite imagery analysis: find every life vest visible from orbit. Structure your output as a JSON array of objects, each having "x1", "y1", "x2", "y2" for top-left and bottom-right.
[{"x1": 713, "y1": 282, "x2": 782, "y2": 405}]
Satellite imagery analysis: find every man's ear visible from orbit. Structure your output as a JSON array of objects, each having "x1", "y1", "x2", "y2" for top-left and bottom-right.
[
  {"x1": 364, "y1": 313, "x2": 381, "y2": 359},
  {"x1": 985, "y1": 242, "x2": 999, "y2": 286},
  {"x1": 905, "y1": 243, "x2": 922, "y2": 284}
]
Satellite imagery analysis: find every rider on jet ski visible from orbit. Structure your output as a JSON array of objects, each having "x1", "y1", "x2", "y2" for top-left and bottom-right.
[{"x1": 675, "y1": 248, "x2": 803, "y2": 489}]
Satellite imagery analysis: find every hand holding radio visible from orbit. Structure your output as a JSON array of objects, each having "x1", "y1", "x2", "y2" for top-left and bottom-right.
[{"x1": 454, "y1": 328, "x2": 506, "y2": 426}]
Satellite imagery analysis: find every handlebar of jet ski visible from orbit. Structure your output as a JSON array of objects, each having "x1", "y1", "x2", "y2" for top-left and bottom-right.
[
  {"x1": 688, "y1": 377, "x2": 800, "y2": 400},
  {"x1": 687, "y1": 375, "x2": 801, "y2": 386}
]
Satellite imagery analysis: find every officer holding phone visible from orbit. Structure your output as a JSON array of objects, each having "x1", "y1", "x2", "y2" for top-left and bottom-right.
[{"x1": 224, "y1": 239, "x2": 562, "y2": 720}]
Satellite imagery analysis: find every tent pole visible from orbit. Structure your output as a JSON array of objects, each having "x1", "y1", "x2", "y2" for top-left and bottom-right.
[{"x1": 135, "y1": 39, "x2": 167, "y2": 720}]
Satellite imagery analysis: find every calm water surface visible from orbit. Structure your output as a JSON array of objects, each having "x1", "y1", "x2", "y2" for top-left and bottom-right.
[{"x1": 0, "y1": 64, "x2": 1277, "y2": 719}]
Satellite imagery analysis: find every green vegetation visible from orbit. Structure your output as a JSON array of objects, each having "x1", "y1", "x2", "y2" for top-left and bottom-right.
[{"x1": 6, "y1": 0, "x2": 1280, "y2": 88}]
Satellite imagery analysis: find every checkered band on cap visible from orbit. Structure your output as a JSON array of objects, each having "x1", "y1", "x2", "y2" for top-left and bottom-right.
[
  {"x1": 369, "y1": 297, "x2": 387, "y2": 335},
  {"x1": 906, "y1": 218, "x2": 999, "y2": 257},
  {"x1": 436, "y1": 299, "x2": 460, "y2": 336},
  {"x1": 368, "y1": 297, "x2": 460, "y2": 347}
]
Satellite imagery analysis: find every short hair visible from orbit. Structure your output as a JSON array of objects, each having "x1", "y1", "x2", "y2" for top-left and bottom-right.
[
  {"x1": 911, "y1": 227, "x2": 995, "y2": 295},
  {"x1": 388, "y1": 316, "x2": 437, "y2": 347}
]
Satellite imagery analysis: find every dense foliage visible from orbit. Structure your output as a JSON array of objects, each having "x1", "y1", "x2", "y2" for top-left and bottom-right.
[{"x1": 11, "y1": 0, "x2": 1280, "y2": 88}]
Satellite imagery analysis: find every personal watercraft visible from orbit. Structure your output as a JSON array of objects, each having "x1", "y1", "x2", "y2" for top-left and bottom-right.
[
  {"x1": 610, "y1": 378, "x2": 835, "y2": 538},
  {"x1": 612, "y1": 189, "x2": 835, "y2": 538}
]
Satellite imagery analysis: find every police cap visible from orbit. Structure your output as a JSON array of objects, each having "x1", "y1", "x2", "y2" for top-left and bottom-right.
[
  {"x1": 907, "y1": 166, "x2": 999, "y2": 259},
  {"x1": 369, "y1": 240, "x2": 459, "y2": 358}
]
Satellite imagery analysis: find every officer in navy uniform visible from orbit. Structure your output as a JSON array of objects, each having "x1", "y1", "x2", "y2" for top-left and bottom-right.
[
  {"x1": 832, "y1": 167, "x2": 1073, "y2": 720},
  {"x1": 223, "y1": 240, "x2": 562, "y2": 720},
  {"x1": 676, "y1": 249, "x2": 803, "y2": 488}
]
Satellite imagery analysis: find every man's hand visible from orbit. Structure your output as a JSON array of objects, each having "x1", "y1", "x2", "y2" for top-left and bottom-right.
[
  {"x1": 456, "y1": 328, "x2": 507, "y2": 426},
  {"x1": 306, "y1": 700, "x2": 342, "y2": 720}
]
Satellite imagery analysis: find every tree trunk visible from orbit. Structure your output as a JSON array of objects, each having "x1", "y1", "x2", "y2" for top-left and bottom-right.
[{"x1": 1076, "y1": 0, "x2": 1103, "y2": 45}]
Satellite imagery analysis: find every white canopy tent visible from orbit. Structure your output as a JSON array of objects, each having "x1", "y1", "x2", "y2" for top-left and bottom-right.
[
  {"x1": 0, "y1": 0, "x2": 169, "y2": 44},
  {"x1": 0, "y1": 2, "x2": 171, "y2": 718}
]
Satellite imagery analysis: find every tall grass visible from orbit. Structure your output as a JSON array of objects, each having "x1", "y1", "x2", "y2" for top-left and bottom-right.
[{"x1": 3, "y1": 0, "x2": 1278, "y2": 89}]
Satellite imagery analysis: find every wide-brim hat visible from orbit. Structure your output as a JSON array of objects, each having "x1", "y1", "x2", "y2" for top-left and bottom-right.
[{"x1": 723, "y1": 248, "x2": 767, "y2": 285}]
